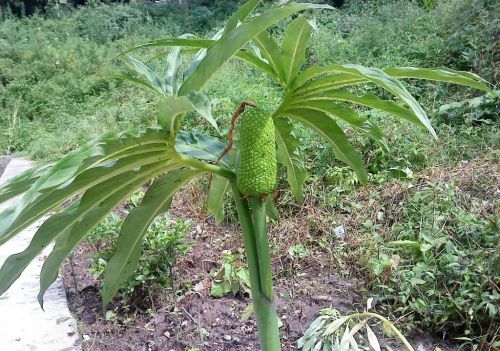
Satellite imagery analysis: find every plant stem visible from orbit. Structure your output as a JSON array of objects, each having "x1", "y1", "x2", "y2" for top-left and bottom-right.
[
  {"x1": 249, "y1": 197, "x2": 275, "y2": 301},
  {"x1": 230, "y1": 183, "x2": 281, "y2": 351},
  {"x1": 174, "y1": 152, "x2": 235, "y2": 179}
]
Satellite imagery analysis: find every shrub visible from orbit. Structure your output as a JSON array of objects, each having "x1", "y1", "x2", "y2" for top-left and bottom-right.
[
  {"x1": 361, "y1": 181, "x2": 499, "y2": 343},
  {"x1": 88, "y1": 212, "x2": 192, "y2": 305}
]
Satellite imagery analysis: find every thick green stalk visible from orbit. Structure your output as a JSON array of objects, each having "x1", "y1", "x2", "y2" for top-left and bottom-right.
[
  {"x1": 230, "y1": 182, "x2": 281, "y2": 351},
  {"x1": 249, "y1": 197, "x2": 275, "y2": 301}
]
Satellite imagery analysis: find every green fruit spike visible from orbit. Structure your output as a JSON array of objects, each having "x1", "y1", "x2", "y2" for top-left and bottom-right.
[{"x1": 237, "y1": 107, "x2": 277, "y2": 197}]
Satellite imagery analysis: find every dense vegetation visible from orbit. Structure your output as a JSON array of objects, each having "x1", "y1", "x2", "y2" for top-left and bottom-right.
[{"x1": 0, "y1": 0, "x2": 498, "y2": 348}]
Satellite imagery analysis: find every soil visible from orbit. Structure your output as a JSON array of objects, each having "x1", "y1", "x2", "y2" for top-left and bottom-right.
[{"x1": 60, "y1": 159, "x2": 497, "y2": 351}]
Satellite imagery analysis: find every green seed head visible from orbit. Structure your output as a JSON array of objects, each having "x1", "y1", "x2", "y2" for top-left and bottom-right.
[{"x1": 236, "y1": 107, "x2": 277, "y2": 196}]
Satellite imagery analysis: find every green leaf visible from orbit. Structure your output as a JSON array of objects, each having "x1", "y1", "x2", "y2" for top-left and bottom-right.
[
  {"x1": 296, "y1": 64, "x2": 437, "y2": 138},
  {"x1": 207, "y1": 175, "x2": 230, "y2": 224},
  {"x1": 118, "y1": 38, "x2": 213, "y2": 58},
  {"x1": 126, "y1": 56, "x2": 166, "y2": 96},
  {"x1": 157, "y1": 95, "x2": 194, "y2": 134},
  {"x1": 185, "y1": 28, "x2": 225, "y2": 78},
  {"x1": 178, "y1": 5, "x2": 315, "y2": 95},
  {"x1": 101, "y1": 168, "x2": 201, "y2": 306},
  {"x1": 282, "y1": 99, "x2": 385, "y2": 145},
  {"x1": 295, "y1": 89, "x2": 423, "y2": 128},
  {"x1": 253, "y1": 31, "x2": 285, "y2": 84},
  {"x1": 1, "y1": 161, "x2": 170, "y2": 301},
  {"x1": 105, "y1": 73, "x2": 165, "y2": 96},
  {"x1": 186, "y1": 91, "x2": 219, "y2": 132},
  {"x1": 384, "y1": 67, "x2": 495, "y2": 94},
  {"x1": 0, "y1": 129, "x2": 171, "y2": 246},
  {"x1": 223, "y1": 0, "x2": 262, "y2": 35},
  {"x1": 265, "y1": 195, "x2": 279, "y2": 221},
  {"x1": 0, "y1": 160, "x2": 54, "y2": 203},
  {"x1": 281, "y1": 17, "x2": 313, "y2": 86},
  {"x1": 175, "y1": 131, "x2": 232, "y2": 167},
  {"x1": 236, "y1": 49, "x2": 276, "y2": 77},
  {"x1": 274, "y1": 118, "x2": 307, "y2": 202},
  {"x1": 285, "y1": 108, "x2": 367, "y2": 184}
]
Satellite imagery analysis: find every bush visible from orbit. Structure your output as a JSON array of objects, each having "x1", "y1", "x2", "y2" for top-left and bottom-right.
[
  {"x1": 87, "y1": 211, "x2": 192, "y2": 305},
  {"x1": 361, "y1": 181, "x2": 499, "y2": 343}
]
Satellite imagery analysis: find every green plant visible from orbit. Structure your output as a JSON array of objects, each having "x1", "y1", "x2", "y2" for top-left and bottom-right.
[
  {"x1": 298, "y1": 299, "x2": 414, "y2": 351},
  {"x1": 210, "y1": 250, "x2": 251, "y2": 298},
  {"x1": 0, "y1": 1, "x2": 495, "y2": 350},
  {"x1": 88, "y1": 213, "x2": 192, "y2": 305},
  {"x1": 362, "y1": 182, "x2": 499, "y2": 346}
]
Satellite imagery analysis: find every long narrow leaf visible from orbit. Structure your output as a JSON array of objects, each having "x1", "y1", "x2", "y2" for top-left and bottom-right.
[
  {"x1": 291, "y1": 89, "x2": 423, "y2": 127},
  {"x1": 178, "y1": 5, "x2": 314, "y2": 95},
  {"x1": 207, "y1": 174, "x2": 230, "y2": 224},
  {"x1": 0, "y1": 160, "x2": 55, "y2": 203},
  {"x1": 253, "y1": 31, "x2": 286, "y2": 84},
  {"x1": 223, "y1": 0, "x2": 262, "y2": 35},
  {"x1": 101, "y1": 168, "x2": 202, "y2": 306},
  {"x1": 385, "y1": 67, "x2": 495, "y2": 94},
  {"x1": 0, "y1": 151, "x2": 174, "y2": 246},
  {"x1": 281, "y1": 17, "x2": 313, "y2": 86},
  {"x1": 37, "y1": 162, "x2": 174, "y2": 307},
  {"x1": 274, "y1": 118, "x2": 307, "y2": 202},
  {"x1": 282, "y1": 100, "x2": 385, "y2": 145},
  {"x1": 126, "y1": 56, "x2": 166, "y2": 96},
  {"x1": 285, "y1": 108, "x2": 367, "y2": 184},
  {"x1": 1, "y1": 161, "x2": 169, "y2": 300}
]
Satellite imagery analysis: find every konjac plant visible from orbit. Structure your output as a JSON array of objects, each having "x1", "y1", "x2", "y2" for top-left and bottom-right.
[{"x1": 0, "y1": 1, "x2": 496, "y2": 350}]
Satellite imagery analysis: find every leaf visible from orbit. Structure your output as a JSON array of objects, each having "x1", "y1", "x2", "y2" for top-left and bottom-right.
[
  {"x1": 296, "y1": 64, "x2": 437, "y2": 138},
  {"x1": 285, "y1": 108, "x2": 367, "y2": 184},
  {"x1": 185, "y1": 28, "x2": 225, "y2": 78},
  {"x1": 366, "y1": 324, "x2": 381, "y2": 351},
  {"x1": 281, "y1": 17, "x2": 313, "y2": 86},
  {"x1": 105, "y1": 73, "x2": 166, "y2": 96},
  {"x1": 253, "y1": 31, "x2": 285, "y2": 83},
  {"x1": 282, "y1": 99, "x2": 385, "y2": 146},
  {"x1": 207, "y1": 175, "x2": 230, "y2": 224},
  {"x1": 340, "y1": 326, "x2": 351, "y2": 351},
  {"x1": 118, "y1": 38, "x2": 213, "y2": 58},
  {"x1": 291, "y1": 89, "x2": 423, "y2": 129},
  {"x1": 265, "y1": 195, "x2": 279, "y2": 221},
  {"x1": 178, "y1": 5, "x2": 315, "y2": 95},
  {"x1": 157, "y1": 95, "x2": 194, "y2": 134},
  {"x1": 3, "y1": 161, "x2": 169, "y2": 301},
  {"x1": 223, "y1": 0, "x2": 262, "y2": 35},
  {"x1": 101, "y1": 168, "x2": 201, "y2": 306},
  {"x1": 384, "y1": 67, "x2": 495, "y2": 94},
  {"x1": 0, "y1": 129, "x2": 171, "y2": 246},
  {"x1": 186, "y1": 91, "x2": 219, "y2": 132},
  {"x1": 126, "y1": 56, "x2": 166, "y2": 96},
  {"x1": 0, "y1": 160, "x2": 55, "y2": 203},
  {"x1": 324, "y1": 316, "x2": 350, "y2": 336},
  {"x1": 274, "y1": 117, "x2": 307, "y2": 202},
  {"x1": 175, "y1": 131, "x2": 231, "y2": 166},
  {"x1": 38, "y1": 163, "x2": 176, "y2": 307},
  {"x1": 164, "y1": 35, "x2": 196, "y2": 95},
  {"x1": 240, "y1": 302, "x2": 254, "y2": 322}
]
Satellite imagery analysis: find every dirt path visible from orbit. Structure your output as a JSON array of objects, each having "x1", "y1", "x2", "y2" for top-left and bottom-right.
[{"x1": 0, "y1": 158, "x2": 81, "y2": 351}]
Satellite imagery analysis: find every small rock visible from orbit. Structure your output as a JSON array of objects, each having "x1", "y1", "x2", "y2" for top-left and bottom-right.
[
  {"x1": 333, "y1": 225, "x2": 345, "y2": 240},
  {"x1": 15, "y1": 338, "x2": 21, "y2": 342},
  {"x1": 83, "y1": 334, "x2": 91, "y2": 341},
  {"x1": 223, "y1": 335, "x2": 232, "y2": 341}
]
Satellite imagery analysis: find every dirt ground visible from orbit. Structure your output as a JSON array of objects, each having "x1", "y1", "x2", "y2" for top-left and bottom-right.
[{"x1": 61, "y1": 159, "x2": 498, "y2": 351}]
